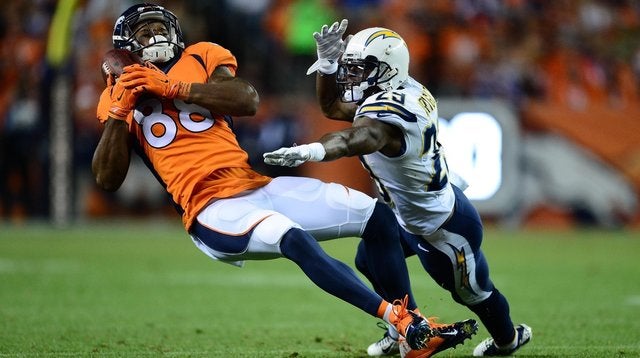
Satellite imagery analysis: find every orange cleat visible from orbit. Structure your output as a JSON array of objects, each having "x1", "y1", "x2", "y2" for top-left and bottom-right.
[{"x1": 399, "y1": 318, "x2": 479, "y2": 358}]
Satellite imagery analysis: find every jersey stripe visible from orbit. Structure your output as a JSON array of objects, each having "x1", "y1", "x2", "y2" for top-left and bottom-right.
[
  {"x1": 426, "y1": 153, "x2": 448, "y2": 192},
  {"x1": 357, "y1": 101, "x2": 417, "y2": 122}
]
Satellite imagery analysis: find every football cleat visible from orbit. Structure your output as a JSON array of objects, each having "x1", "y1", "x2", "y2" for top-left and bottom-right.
[
  {"x1": 473, "y1": 323, "x2": 532, "y2": 356},
  {"x1": 390, "y1": 296, "x2": 434, "y2": 350},
  {"x1": 366, "y1": 323, "x2": 400, "y2": 356},
  {"x1": 400, "y1": 318, "x2": 479, "y2": 358}
]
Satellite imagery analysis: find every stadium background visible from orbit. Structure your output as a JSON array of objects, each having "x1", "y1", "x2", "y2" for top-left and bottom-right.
[{"x1": 1, "y1": 0, "x2": 640, "y2": 230}]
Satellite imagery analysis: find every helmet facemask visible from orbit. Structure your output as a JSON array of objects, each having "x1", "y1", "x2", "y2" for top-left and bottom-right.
[
  {"x1": 337, "y1": 56, "x2": 395, "y2": 103},
  {"x1": 135, "y1": 21, "x2": 175, "y2": 63}
]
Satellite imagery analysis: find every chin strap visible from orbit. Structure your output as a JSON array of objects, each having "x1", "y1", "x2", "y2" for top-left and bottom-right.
[
  {"x1": 342, "y1": 83, "x2": 367, "y2": 102},
  {"x1": 141, "y1": 35, "x2": 175, "y2": 63}
]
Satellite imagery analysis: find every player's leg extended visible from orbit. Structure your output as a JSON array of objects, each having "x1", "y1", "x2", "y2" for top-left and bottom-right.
[
  {"x1": 263, "y1": 177, "x2": 439, "y2": 350},
  {"x1": 359, "y1": 202, "x2": 418, "y2": 308},
  {"x1": 189, "y1": 184, "x2": 432, "y2": 349},
  {"x1": 413, "y1": 185, "x2": 527, "y2": 352},
  {"x1": 279, "y1": 226, "x2": 433, "y2": 350},
  {"x1": 280, "y1": 227, "x2": 386, "y2": 314},
  {"x1": 266, "y1": 176, "x2": 416, "y2": 307},
  {"x1": 189, "y1": 192, "x2": 383, "y2": 313},
  {"x1": 355, "y1": 221, "x2": 418, "y2": 309},
  {"x1": 355, "y1": 231, "x2": 417, "y2": 356},
  {"x1": 279, "y1": 227, "x2": 440, "y2": 352}
]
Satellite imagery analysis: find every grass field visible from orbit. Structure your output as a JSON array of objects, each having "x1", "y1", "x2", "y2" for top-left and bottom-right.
[{"x1": 1, "y1": 221, "x2": 639, "y2": 357}]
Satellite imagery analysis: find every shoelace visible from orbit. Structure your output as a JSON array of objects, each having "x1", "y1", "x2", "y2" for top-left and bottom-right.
[
  {"x1": 391, "y1": 296, "x2": 435, "y2": 350},
  {"x1": 375, "y1": 321, "x2": 392, "y2": 334},
  {"x1": 391, "y1": 295, "x2": 410, "y2": 327}
]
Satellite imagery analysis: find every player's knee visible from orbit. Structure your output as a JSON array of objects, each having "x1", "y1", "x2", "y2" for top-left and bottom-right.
[
  {"x1": 354, "y1": 240, "x2": 369, "y2": 275},
  {"x1": 250, "y1": 212, "x2": 299, "y2": 245},
  {"x1": 280, "y1": 228, "x2": 317, "y2": 262},
  {"x1": 450, "y1": 285, "x2": 494, "y2": 306}
]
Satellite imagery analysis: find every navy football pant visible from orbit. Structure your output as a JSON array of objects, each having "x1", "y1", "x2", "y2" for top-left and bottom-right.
[{"x1": 355, "y1": 185, "x2": 516, "y2": 345}]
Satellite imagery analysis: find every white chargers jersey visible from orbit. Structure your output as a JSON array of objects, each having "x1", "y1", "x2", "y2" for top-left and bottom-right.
[{"x1": 356, "y1": 77, "x2": 454, "y2": 235}]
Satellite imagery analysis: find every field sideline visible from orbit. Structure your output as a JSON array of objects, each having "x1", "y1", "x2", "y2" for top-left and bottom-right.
[{"x1": 1, "y1": 221, "x2": 639, "y2": 357}]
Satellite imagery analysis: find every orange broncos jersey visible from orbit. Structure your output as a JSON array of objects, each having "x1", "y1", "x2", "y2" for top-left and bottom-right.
[{"x1": 97, "y1": 42, "x2": 272, "y2": 230}]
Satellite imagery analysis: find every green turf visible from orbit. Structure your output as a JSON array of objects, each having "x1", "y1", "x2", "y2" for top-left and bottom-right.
[{"x1": 1, "y1": 221, "x2": 639, "y2": 357}]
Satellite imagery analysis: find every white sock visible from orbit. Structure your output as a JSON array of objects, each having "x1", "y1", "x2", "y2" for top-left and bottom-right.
[
  {"x1": 387, "y1": 325, "x2": 400, "y2": 340},
  {"x1": 382, "y1": 304, "x2": 393, "y2": 324}
]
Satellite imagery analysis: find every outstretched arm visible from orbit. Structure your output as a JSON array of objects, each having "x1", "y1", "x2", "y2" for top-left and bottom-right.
[
  {"x1": 263, "y1": 117, "x2": 403, "y2": 167},
  {"x1": 319, "y1": 117, "x2": 390, "y2": 160}
]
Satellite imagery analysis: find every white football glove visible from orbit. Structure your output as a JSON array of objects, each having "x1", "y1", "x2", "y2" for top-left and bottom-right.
[
  {"x1": 263, "y1": 143, "x2": 326, "y2": 167},
  {"x1": 306, "y1": 19, "x2": 352, "y2": 75}
]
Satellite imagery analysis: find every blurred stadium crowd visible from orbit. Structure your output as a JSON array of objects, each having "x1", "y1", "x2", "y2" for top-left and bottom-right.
[{"x1": 1, "y1": 0, "x2": 639, "y2": 228}]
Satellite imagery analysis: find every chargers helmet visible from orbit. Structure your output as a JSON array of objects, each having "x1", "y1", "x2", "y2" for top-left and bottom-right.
[
  {"x1": 337, "y1": 27, "x2": 409, "y2": 102},
  {"x1": 112, "y1": 3, "x2": 184, "y2": 63}
]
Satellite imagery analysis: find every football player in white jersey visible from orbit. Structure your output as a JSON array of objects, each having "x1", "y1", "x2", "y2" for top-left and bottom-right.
[{"x1": 264, "y1": 20, "x2": 531, "y2": 358}]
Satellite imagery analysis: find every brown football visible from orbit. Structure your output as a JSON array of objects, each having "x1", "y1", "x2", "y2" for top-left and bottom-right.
[{"x1": 100, "y1": 49, "x2": 144, "y2": 84}]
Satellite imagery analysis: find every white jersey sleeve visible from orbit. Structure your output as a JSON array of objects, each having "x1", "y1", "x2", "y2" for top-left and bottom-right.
[{"x1": 354, "y1": 77, "x2": 455, "y2": 235}]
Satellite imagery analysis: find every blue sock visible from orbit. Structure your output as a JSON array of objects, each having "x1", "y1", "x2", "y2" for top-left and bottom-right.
[
  {"x1": 468, "y1": 289, "x2": 515, "y2": 345},
  {"x1": 280, "y1": 227, "x2": 382, "y2": 316}
]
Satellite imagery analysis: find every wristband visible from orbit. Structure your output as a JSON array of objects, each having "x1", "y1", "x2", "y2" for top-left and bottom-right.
[
  {"x1": 306, "y1": 59, "x2": 338, "y2": 75},
  {"x1": 172, "y1": 82, "x2": 192, "y2": 100},
  {"x1": 108, "y1": 107, "x2": 130, "y2": 121},
  {"x1": 306, "y1": 142, "x2": 326, "y2": 162}
]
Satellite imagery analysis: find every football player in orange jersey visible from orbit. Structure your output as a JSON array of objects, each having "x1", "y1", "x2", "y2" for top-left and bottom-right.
[{"x1": 91, "y1": 3, "x2": 451, "y2": 353}]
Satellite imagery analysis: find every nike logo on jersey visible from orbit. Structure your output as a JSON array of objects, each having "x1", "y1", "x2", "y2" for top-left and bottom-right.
[{"x1": 417, "y1": 243, "x2": 429, "y2": 252}]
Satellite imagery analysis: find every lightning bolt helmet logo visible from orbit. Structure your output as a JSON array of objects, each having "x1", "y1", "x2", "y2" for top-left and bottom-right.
[{"x1": 364, "y1": 29, "x2": 402, "y2": 47}]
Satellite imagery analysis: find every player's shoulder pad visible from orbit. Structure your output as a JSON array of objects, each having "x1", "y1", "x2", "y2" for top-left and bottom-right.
[
  {"x1": 356, "y1": 91, "x2": 417, "y2": 123},
  {"x1": 183, "y1": 42, "x2": 237, "y2": 75},
  {"x1": 183, "y1": 42, "x2": 226, "y2": 55}
]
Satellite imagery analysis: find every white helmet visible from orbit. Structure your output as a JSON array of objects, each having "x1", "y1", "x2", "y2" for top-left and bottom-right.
[{"x1": 337, "y1": 27, "x2": 409, "y2": 102}]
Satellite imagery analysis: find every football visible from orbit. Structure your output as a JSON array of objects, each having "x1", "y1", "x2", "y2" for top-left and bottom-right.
[{"x1": 100, "y1": 49, "x2": 144, "y2": 84}]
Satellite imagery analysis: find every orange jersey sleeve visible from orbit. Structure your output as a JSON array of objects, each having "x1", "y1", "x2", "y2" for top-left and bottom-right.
[{"x1": 97, "y1": 43, "x2": 271, "y2": 230}]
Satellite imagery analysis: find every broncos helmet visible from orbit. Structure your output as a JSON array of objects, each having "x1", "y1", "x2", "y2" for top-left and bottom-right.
[
  {"x1": 112, "y1": 3, "x2": 184, "y2": 63},
  {"x1": 337, "y1": 27, "x2": 409, "y2": 102}
]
